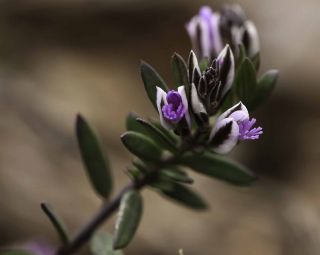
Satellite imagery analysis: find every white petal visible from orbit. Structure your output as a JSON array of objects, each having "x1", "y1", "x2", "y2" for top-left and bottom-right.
[
  {"x1": 229, "y1": 110, "x2": 249, "y2": 122},
  {"x1": 243, "y1": 20, "x2": 260, "y2": 58},
  {"x1": 189, "y1": 50, "x2": 201, "y2": 74},
  {"x1": 210, "y1": 13, "x2": 224, "y2": 55},
  {"x1": 217, "y1": 101, "x2": 249, "y2": 123},
  {"x1": 178, "y1": 85, "x2": 191, "y2": 130},
  {"x1": 217, "y1": 44, "x2": 235, "y2": 97},
  {"x1": 209, "y1": 118, "x2": 239, "y2": 154},
  {"x1": 156, "y1": 86, "x2": 172, "y2": 130},
  {"x1": 199, "y1": 18, "x2": 211, "y2": 58},
  {"x1": 191, "y1": 83, "x2": 207, "y2": 115},
  {"x1": 185, "y1": 16, "x2": 198, "y2": 40}
]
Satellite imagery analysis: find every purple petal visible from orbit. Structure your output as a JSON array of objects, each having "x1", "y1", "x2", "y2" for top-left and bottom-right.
[{"x1": 217, "y1": 101, "x2": 248, "y2": 123}]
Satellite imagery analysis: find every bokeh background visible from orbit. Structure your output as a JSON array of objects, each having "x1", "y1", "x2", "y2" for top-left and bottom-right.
[{"x1": 0, "y1": 0, "x2": 319, "y2": 254}]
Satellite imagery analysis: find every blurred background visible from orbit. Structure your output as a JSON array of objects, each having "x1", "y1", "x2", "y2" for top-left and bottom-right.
[{"x1": 0, "y1": 0, "x2": 319, "y2": 254}]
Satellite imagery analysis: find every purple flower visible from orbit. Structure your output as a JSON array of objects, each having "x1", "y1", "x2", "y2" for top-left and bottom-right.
[
  {"x1": 209, "y1": 102, "x2": 263, "y2": 154},
  {"x1": 162, "y1": 91, "x2": 186, "y2": 123},
  {"x1": 156, "y1": 86, "x2": 191, "y2": 131},
  {"x1": 186, "y1": 6, "x2": 223, "y2": 60}
]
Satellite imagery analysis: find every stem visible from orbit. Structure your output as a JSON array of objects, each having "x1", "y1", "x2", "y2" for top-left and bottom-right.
[{"x1": 56, "y1": 130, "x2": 201, "y2": 255}]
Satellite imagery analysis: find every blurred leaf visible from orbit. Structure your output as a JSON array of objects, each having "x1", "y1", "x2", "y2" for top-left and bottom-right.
[
  {"x1": 0, "y1": 250, "x2": 34, "y2": 255},
  {"x1": 76, "y1": 115, "x2": 113, "y2": 199},
  {"x1": 181, "y1": 152, "x2": 256, "y2": 186},
  {"x1": 160, "y1": 183, "x2": 207, "y2": 210},
  {"x1": 40, "y1": 202, "x2": 70, "y2": 245},
  {"x1": 113, "y1": 191, "x2": 143, "y2": 249},
  {"x1": 136, "y1": 118, "x2": 177, "y2": 152},
  {"x1": 248, "y1": 69, "x2": 279, "y2": 111},
  {"x1": 90, "y1": 232, "x2": 123, "y2": 255},
  {"x1": 160, "y1": 167, "x2": 194, "y2": 184},
  {"x1": 199, "y1": 57, "x2": 209, "y2": 72},
  {"x1": 235, "y1": 58, "x2": 257, "y2": 106},
  {"x1": 121, "y1": 131, "x2": 162, "y2": 162},
  {"x1": 220, "y1": 89, "x2": 236, "y2": 113},
  {"x1": 171, "y1": 53, "x2": 189, "y2": 89},
  {"x1": 126, "y1": 112, "x2": 145, "y2": 133},
  {"x1": 251, "y1": 52, "x2": 260, "y2": 71},
  {"x1": 151, "y1": 120, "x2": 178, "y2": 143},
  {"x1": 140, "y1": 61, "x2": 168, "y2": 110},
  {"x1": 237, "y1": 43, "x2": 246, "y2": 66}
]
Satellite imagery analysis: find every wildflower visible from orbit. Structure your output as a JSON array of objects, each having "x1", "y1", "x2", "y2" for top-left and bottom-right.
[
  {"x1": 186, "y1": 6, "x2": 223, "y2": 60},
  {"x1": 156, "y1": 86, "x2": 191, "y2": 133},
  {"x1": 209, "y1": 102, "x2": 263, "y2": 154},
  {"x1": 189, "y1": 44, "x2": 235, "y2": 120}
]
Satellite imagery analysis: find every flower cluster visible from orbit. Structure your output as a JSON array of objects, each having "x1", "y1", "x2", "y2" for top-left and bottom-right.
[
  {"x1": 154, "y1": 4, "x2": 264, "y2": 154},
  {"x1": 186, "y1": 5, "x2": 259, "y2": 61}
]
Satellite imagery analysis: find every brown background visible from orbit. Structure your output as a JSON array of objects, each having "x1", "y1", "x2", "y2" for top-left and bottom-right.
[{"x1": 0, "y1": 0, "x2": 319, "y2": 254}]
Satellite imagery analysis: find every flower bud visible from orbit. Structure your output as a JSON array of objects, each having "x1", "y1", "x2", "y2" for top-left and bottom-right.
[
  {"x1": 187, "y1": 46, "x2": 235, "y2": 117},
  {"x1": 241, "y1": 20, "x2": 260, "y2": 58},
  {"x1": 216, "y1": 44, "x2": 235, "y2": 98},
  {"x1": 186, "y1": 6, "x2": 223, "y2": 60}
]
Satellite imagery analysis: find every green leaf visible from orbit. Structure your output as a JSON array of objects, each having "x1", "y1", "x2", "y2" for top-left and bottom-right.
[
  {"x1": 180, "y1": 152, "x2": 256, "y2": 186},
  {"x1": 136, "y1": 118, "x2": 177, "y2": 152},
  {"x1": 90, "y1": 232, "x2": 123, "y2": 255},
  {"x1": 236, "y1": 43, "x2": 246, "y2": 67},
  {"x1": 126, "y1": 112, "x2": 145, "y2": 133},
  {"x1": 171, "y1": 53, "x2": 189, "y2": 89},
  {"x1": 160, "y1": 167, "x2": 194, "y2": 184},
  {"x1": 113, "y1": 191, "x2": 143, "y2": 249},
  {"x1": 40, "y1": 202, "x2": 70, "y2": 245},
  {"x1": 247, "y1": 69, "x2": 279, "y2": 111},
  {"x1": 76, "y1": 115, "x2": 113, "y2": 199},
  {"x1": 235, "y1": 57, "x2": 257, "y2": 106},
  {"x1": 121, "y1": 131, "x2": 163, "y2": 162},
  {"x1": 251, "y1": 52, "x2": 260, "y2": 71},
  {"x1": 0, "y1": 250, "x2": 34, "y2": 255},
  {"x1": 151, "y1": 120, "x2": 178, "y2": 143},
  {"x1": 140, "y1": 61, "x2": 168, "y2": 110},
  {"x1": 161, "y1": 183, "x2": 207, "y2": 210},
  {"x1": 199, "y1": 57, "x2": 209, "y2": 72}
]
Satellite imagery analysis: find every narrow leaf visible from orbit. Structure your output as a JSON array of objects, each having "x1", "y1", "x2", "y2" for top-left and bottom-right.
[
  {"x1": 235, "y1": 57, "x2": 257, "y2": 106},
  {"x1": 113, "y1": 191, "x2": 143, "y2": 249},
  {"x1": 247, "y1": 69, "x2": 279, "y2": 111},
  {"x1": 126, "y1": 112, "x2": 145, "y2": 133},
  {"x1": 160, "y1": 167, "x2": 194, "y2": 184},
  {"x1": 121, "y1": 131, "x2": 162, "y2": 162},
  {"x1": 161, "y1": 183, "x2": 207, "y2": 210},
  {"x1": 140, "y1": 61, "x2": 168, "y2": 110},
  {"x1": 136, "y1": 118, "x2": 177, "y2": 152},
  {"x1": 41, "y1": 202, "x2": 70, "y2": 245},
  {"x1": 151, "y1": 120, "x2": 178, "y2": 143},
  {"x1": 251, "y1": 52, "x2": 260, "y2": 71},
  {"x1": 76, "y1": 115, "x2": 113, "y2": 199},
  {"x1": 171, "y1": 53, "x2": 189, "y2": 88},
  {"x1": 90, "y1": 232, "x2": 123, "y2": 255},
  {"x1": 181, "y1": 152, "x2": 256, "y2": 186}
]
